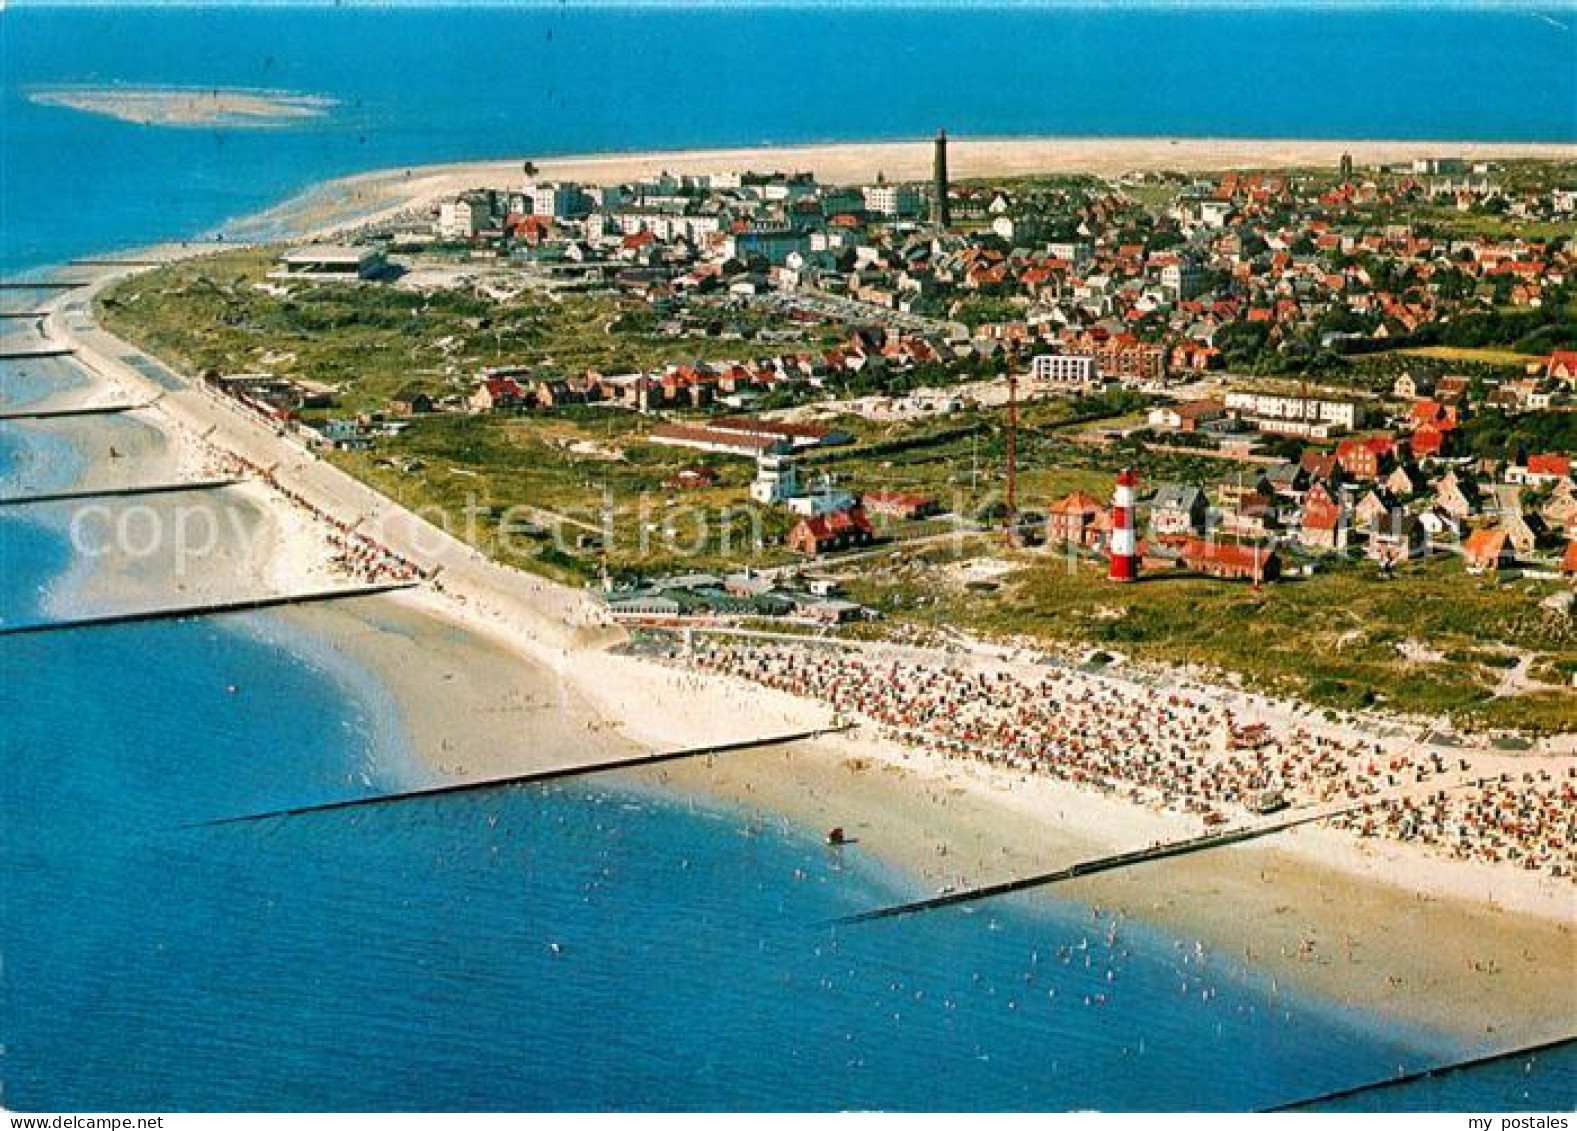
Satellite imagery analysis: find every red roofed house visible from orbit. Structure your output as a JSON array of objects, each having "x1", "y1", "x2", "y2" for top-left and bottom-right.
[
  {"x1": 1299, "y1": 492, "x2": 1348, "y2": 552},
  {"x1": 621, "y1": 229, "x2": 658, "y2": 253},
  {"x1": 1409, "y1": 399, "x2": 1459, "y2": 431},
  {"x1": 1046, "y1": 492, "x2": 1109, "y2": 550},
  {"x1": 1562, "y1": 540, "x2": 1577, "y2": 577},
  {"x1": 787, "y1": 506, "x2": 874, "y2": 556},
  {"x1": 1335, "y1": 436, "x2": 1396, "y2": 480},
  {"x1": 1462, "y1": 528, "x2": 1513, "y2": 572},
  {"x1": 1544, "y1": 350, "x2": 1577, "y2": 384},
  {"x1": 1410, "y1": 424, "x2": 1448, "y2": 461},
  {"x1": 1180, "y1": 538, "x2": 1281, "y2": 582},
  {"x1": 1517, "y1": 453, "x2": 1573, "y2": 486},
  {"x1": 470, "y1": 375, "x2": 530, "y2": 412}
]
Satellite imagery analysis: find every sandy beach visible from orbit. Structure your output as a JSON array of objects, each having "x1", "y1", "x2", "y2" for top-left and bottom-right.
[{"x1": 23, "y1": 136, "x2": 1576, "y2": 1055}]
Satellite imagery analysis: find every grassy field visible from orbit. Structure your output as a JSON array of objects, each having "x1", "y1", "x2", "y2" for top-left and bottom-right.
[
  {"x1": 1399, "y1": 345, "x2": 1544, "y2": 368},
  {"x1": 845, "y1": 549, "x2": 1577, "y2": 733},
  {"x1": 97, "y1": 248, "x2": 843, "y2": 418}
]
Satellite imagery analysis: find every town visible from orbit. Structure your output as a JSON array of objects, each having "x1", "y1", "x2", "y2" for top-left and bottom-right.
[{"x1": 97, "y1": 140, "x2": 1577, "y2": 733}]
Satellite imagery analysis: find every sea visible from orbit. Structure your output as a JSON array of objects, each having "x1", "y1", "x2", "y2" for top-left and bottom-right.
[{"x1": 1, "y1": 3, "x2": 1574, "y2": 1112}]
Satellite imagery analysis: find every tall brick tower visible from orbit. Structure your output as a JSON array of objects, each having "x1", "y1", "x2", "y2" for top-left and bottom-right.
[{"x1": 932, "y1": 128, "x2": 951, "y2": 231}]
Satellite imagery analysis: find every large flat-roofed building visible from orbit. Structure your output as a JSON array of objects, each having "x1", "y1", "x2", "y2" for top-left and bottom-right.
[
  {"x1": 1224, "y1": 391, "x2": 1363, "y2": 433},
  {"x1": 1030, "y1": 353, "x2": 1098, "y2": 388},
  {"x1": 863, "y1": 182, "x2": 923, "y2": 218},
  {"x1": 647, "y1": 422, "x2": 789, "y2": 459},
  {"x1": 275, "y1": 244, "x2": 387, "y2": 281},
  {"x1": 525, "y1": 180, "x2": 591, "y2": 219}
]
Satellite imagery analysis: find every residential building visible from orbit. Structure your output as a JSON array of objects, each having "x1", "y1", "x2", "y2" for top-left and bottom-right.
[
  {"x1": 438, "y1": 197, "x2": 489, "y2": 241},
  {"x1": 1368, "y1": 512, "x2": 1428, "y2": 565},
  {"x1": 1224, "y1": 392, "x2": 1364, "y2": 434},
  {"x1": 1299, "y1": 494, "x2": 1348, "y2": 552},
  {"x1": 1149, "y1": 483, "x2": 1208, "y2": 536},
  {"x1": 1434, "y1": 470, "x2": 1480, "y2": 518},
  {"x1": 1336, "y1": 437, "x2": 1396, "y2": 480},
  {"x1": 862, "y1": 491, "x2": 942, "y2": 520},
  {"x1": 1463, "y1": 528, "x2": 1513, "y2": 572},
  {"x1": 1147, "y1": 400, "x2": 1225, "y2": 433},
  {"x1": 786, "y1": 506, "x2": 874, "y2": 555},
  {"x1": 1046, "y1": 492, "x2": 1108, "y2": 549}
]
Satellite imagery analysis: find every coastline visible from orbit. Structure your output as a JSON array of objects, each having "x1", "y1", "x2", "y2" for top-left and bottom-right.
[
  {"x1": 221, "y1": 134, "x2": 1577, "y2": 244},
  {"x1": 24, "y1": 137, "x2": 1577, "y2": 1055}
]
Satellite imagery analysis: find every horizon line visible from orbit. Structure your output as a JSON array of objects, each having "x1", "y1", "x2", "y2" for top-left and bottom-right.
[{"x1": 8, "y1": 0, "x2": 1577, "y2": 11}]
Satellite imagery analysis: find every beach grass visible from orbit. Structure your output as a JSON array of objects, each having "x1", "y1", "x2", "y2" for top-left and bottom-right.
[
  {"x1": 96, "y1": 248, "x2": 842, "y2": 417},
  {"x1": 1398, "y1": 345, "x2": 1544, "y2": 367},
  {"x1": 846, "y1": 549, "x2": 1577, "y2": 733}
]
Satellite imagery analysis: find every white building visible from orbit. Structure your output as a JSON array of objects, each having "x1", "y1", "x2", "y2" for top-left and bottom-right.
[
  {"x1": 1198, "y1": 201, "x2": 1235, "y2": 229},
  {"x1": 525, "y1": 180, "x2": 590, "y2": 219},
  {"x1": 437, "y1": 198, "x2": 487, "y2": 241},
  {"x1": 1412, "y1": 156, "x2": 1466, "y2": 175},
  {"x1": 611, "y1": 210, "x2": 721, "y2": 242},
  {"x1": 787, "y1": 489, "x2": 857, "y2": 517},
  {"x1": 1030, "y1": 353, "x2": 1099, "y2": 388},
  {"x1": 750, "y1": 454, "x2": 799, "y2": 506},
  {"x1": 863, "y1": 183, "x2": 922, "y2": 218},
  {"x1": 1223, "y1": 391, "x2": 1363, "y2": 432},
  {"x1": 273, "y1": 244, "x2": 386, "y2": 281}
]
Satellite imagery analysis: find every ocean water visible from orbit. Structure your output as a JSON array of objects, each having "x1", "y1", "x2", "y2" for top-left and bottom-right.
[
  {"x1": 2, "y1": 5, "x2": 1576, "y2": 270},
  {"x1": 2, "y1": 3, "x2": 1575, "y2": 1112}
]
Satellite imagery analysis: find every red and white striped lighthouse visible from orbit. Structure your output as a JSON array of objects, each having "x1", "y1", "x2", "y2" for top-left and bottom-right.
[{"x1": 1108, "y1": 467, "x2": 1140, "y2": 583}]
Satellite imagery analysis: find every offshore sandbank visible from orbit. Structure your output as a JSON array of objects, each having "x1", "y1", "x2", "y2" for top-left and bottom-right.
[{"x1": 28, "y1": 85, "x2": 337, "y2": 130}]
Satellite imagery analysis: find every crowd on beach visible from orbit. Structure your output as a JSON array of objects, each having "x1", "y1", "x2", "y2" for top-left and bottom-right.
[
  {"x1": 209, "y1": 449, "x2": 423, "y2": 585},
  {"x1": 1333, "y1": 773, "x2": 1575, "y2": 878},
  {"x1": 688, "y1": 637, "x2": 1576, "y2": 880}
]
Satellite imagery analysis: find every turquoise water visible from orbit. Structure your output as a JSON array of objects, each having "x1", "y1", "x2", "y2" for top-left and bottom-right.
[{"x1": 2, "y1": 3, "x2": 1575, "y2": 1111}]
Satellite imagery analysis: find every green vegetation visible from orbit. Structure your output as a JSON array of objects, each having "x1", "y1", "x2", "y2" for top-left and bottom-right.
[
  {"x1": 1460, "y1": 409, "x2": 1577, "y2": 461},
  {"x1": 97, "y1": 248, "x2": 843, "y2": 417},
  {"x1": 952, "y1": 295, "x2": 1027, "y2": 329},
  {"x1": 330, "y1": 411, "x2": 801, "y2": 582},
  {"x1": 847, "y1": 552, "x2": 1577, "y2": 734}
]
